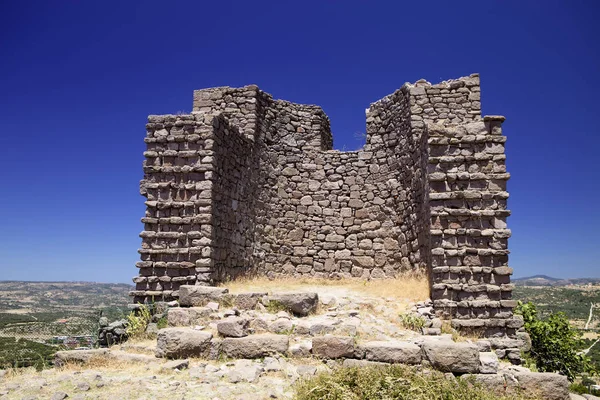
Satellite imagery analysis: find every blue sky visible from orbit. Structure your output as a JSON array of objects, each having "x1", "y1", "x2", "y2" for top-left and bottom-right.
[{"x1": 0, "y1": 1, "x2": 598, "y2": 283}]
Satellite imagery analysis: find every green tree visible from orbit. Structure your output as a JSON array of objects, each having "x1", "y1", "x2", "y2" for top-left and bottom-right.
[{"x1": 515, "y1": 301, "x2": 596, "y2": 381}]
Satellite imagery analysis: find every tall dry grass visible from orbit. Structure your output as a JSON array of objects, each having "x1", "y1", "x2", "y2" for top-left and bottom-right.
[{"x1": 220, "y1": 271, "x2": 430, "y2": 303}]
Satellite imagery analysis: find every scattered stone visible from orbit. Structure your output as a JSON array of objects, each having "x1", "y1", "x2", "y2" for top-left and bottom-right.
[
  {"x1": 288, "y1": 341, "x2": 312, "y2": 357},
  {"x1": 161, "y1": 359, "x2": 190, "y2": 371},
  {"x1": 269, "y1": 318, "x2": 293, "y2": 334},
  {"x1": 296, "y1": 365, "x2": 317, "y2": 377},
  {"x1": 228, "y1": 365, "x2": 262, "y2": 383},
  {"x1": 76, "y1": 381, "x2": 90, "y2": 391},
  {"x1": 51, "y1": 393, "x2": 69, "y2": 400}
]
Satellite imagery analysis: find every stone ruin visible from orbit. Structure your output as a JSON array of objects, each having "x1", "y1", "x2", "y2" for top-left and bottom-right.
[{"x1": 131, "y1": 73, "x2": 521, "y2": 338}]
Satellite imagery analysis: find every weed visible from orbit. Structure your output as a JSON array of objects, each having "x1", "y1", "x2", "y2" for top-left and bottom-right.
[
  {"x1": 126, "y1": 304, "x2": 152, "y2": 340},
  {"x1": 294, "y1": 364, "x2": 541, "y2": 400},
  {"x1": 266, "y1": 300, "x2": 289, "y2": 314},
  {"x1": 398, "y1": 313, "x2": 425, "y2": 332}
]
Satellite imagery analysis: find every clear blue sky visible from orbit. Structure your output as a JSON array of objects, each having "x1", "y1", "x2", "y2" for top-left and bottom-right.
[{"x1": 1, "y1": 1, "x2": 598, "y2": 283}]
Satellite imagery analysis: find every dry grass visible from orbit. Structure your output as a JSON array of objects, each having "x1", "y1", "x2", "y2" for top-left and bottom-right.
[{"x1": 220, "y1": 271, "x2": 430, "y2": 303}]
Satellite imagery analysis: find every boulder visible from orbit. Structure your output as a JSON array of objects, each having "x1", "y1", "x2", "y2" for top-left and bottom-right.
[
  {"x1": 178, "y1": 285, "x2": 228, "y2": 306},
  {"x1": 312, "y1": 336, "x2": 355, "y2": 359},
  {"x1": 360, "y1": 341, "x2": 421, "y2": 364},
  {"x1": 217, "y1": 317, "x2": 249, "y2": 338},
  {"x1": 221, "y1": 334, "x2": 289, "y2": 358},
  {"x1": 268, "y1": 292, "x2": 318, "y2": 316},
  {"x1": 421, "y1": 341, "x2": 480, "y2": 373},
  {"x1": 464, "y1": 371, "x2": 570, "y2": 400},
  {"x1": 155, "y1": 328, "x2": 212, "y2": 359},
  {"x1": 511, "y1": 371, "x2": 570, "y2": 400}
]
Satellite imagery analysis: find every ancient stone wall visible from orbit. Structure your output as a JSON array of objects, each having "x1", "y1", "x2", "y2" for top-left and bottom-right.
[{"x1": 131, "y1": 73, "x2": 520, "y2": 337}]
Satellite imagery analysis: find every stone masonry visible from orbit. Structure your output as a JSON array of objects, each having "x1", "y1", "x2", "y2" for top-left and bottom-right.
[{"x1": 131, "y1": 74, "x2": 521, "y2": 337}]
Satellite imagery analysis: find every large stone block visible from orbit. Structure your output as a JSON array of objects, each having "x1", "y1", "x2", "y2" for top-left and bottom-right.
[
  {"x1": 220, "y1": 334, "x2": 289, "y2": 358},
  {"x1": 268, "y1": 292, "x2": 318, "y2": 316},
  {"x1": 155, "y1": 328, "x2": 213, "y2": 359},
  {"x1": 360, "y1": 341, "x2": 422, "y2": 364},
  {"x1": 312, "y1": 336, "x2": 355, "y2": 359},
  {"x1": 178, "y1": 286, "x2": 228, "y2": 307},
  {"x1": 421, "y1": 340, "x2": 480, "y2": 373}
]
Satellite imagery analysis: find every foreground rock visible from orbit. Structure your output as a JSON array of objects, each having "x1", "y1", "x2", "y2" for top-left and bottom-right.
[
  {"x1": 268, "y1": 292, "x2": 318, "y2": 316},
  {"x1": 464, "y1": 369, "x2": 570, "y2": 400},
  {"x1": 155, "y1": 328, "x2": 212, "y2": 358},
  {"x1": 220, "y1": 334, "x2": 289, "y2": 358},
  {"x1": 421, "y1": 341, "x2": 480, "y2": 373}
]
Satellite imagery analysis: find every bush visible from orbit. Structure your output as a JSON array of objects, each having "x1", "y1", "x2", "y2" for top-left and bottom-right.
[
  {"x1": 125, "y1": 304, "x2": 152, "y2": 340},
  {"x1": 398, "y1": 313, "x2": 425, "y2": 332},
  {"x1": 515, "y1": 301, "x2": 596, "y2": 381},
  {"x1": 294, "y1": 365, "x2": 539, "y2": 400}
]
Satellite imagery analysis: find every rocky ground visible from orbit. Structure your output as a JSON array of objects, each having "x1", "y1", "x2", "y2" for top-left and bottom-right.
[{"x1": 0, "y1": 278, "x2": 590, "y2": 400}]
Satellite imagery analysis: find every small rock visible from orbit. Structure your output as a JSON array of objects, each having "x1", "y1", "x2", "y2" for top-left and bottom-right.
[
  {"x1": 289, "y1": 341, "x2": 312, "y2": 357},
  {"x1": 217, "y1": 317, "x2": 249, "y2": 338},
  {"x1": 263, "y1": 357, "x2": 281, "y2": 372},
  {"x1": 161, "y1": 359, "x2": 190, "y2": 371},
  {"x1": 76, "y1": 381, "x2": 90, "y2": 391},
  {"x1": 228, "y1": 365, "x2": 263, "y2": 383},
  {"x1": 479, "y1": 352, "x2": 499, "y2": 374},
  {"x1": 51, "y1": 393, "x2": 69, "y2": 400},
  {"x1": 296, "y1": 365, "x2": 317, "y2": 377},
  {"x1": 269, "y1": 318, "x2": 293, "y2": 334}
]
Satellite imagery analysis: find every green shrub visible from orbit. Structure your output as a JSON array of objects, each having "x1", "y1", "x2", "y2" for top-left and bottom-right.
[
  {"x1": 125, "y1": 304, "x2": 152, "y2": 340},
  {"x1": 398, "y1": 313, "x2": 424, "y2": 332},
  {"x1": 294, "y1": 365, "x2": 539, "y2": 400},
  {"x1": 515, "y1": 301, "x2": 596, "y2": 381}
]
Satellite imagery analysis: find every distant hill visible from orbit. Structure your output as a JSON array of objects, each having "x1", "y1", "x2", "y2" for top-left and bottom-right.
[{"x1": 513, "y1": 275, "x2": 600, "y2": 287}]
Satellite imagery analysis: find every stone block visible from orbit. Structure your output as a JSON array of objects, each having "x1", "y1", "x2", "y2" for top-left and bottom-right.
[
  {"x1": 360, "y1": 341, "x2": 422, "y2": 364},
  {"x1": 220, "y1": 334, "x2": 289, "y2": 358},
  {"x1": 155, "y1": 328, "x2": 213, "y2": 359},
  {"x1": 312, "y1": 336, "x2": 355, "y2": 359}
]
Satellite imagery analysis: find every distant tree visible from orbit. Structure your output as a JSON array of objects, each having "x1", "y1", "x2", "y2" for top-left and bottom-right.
[{"x1": 516, "y1": 301, "x2": 597, "y2": 381}]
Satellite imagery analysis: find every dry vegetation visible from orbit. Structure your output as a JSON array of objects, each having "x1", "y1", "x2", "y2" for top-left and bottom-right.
[{"x1": 221, "y1": 272, "x2": 430, "y2": 303}]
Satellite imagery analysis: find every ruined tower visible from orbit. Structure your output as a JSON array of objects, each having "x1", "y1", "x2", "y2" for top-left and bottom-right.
[{"x1": 131, "y1": 74, "x2": 520, "y2": 337}]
